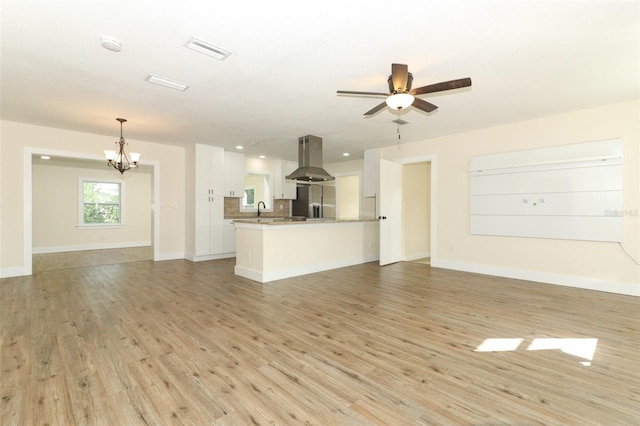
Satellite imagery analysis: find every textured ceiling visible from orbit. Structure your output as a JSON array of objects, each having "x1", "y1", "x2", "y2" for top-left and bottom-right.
[{"x1": 1, "y1": 1, "x2": 638, "y2": 164}]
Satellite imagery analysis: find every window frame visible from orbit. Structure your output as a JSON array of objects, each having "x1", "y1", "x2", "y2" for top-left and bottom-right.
[{"x1": 77, "y1": 178, "x2": 125, "y2": 228}]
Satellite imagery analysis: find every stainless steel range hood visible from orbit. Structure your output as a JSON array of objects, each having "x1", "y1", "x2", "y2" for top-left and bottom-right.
[{"x1": 285, "y1": 135, "x2": 335, "y2": 182}]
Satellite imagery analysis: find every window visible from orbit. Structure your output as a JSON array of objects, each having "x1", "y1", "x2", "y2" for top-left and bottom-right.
[
  {"x1": 243, "y1": 186, "x2": 255, "y2": 208},
  {"x1": 80, "y1": 180, "x2": 123, "y2": 225}
]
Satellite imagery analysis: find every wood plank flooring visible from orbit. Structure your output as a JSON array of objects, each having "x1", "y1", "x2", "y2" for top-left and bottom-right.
[
  {"x1": 1, "y1": 258, "x2": 638, "y2": 425},
  {"x1": 32, "y1": 246, "x2": 153, "y2": 273}
]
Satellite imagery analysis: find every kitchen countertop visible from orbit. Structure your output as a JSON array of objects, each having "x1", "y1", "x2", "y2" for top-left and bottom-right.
[{"x1": 232, "y1": 217, "x2": 378, "y2": 225}]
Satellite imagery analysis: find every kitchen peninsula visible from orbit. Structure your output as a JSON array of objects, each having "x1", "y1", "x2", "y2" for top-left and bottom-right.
[{"x1": 233, "y1": 218, "x2": 379, "y2": 283}]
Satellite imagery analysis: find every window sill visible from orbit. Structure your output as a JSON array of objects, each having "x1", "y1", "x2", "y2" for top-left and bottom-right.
[{"x1": 76, "y1": 224, "x2": 126, "y2": 230}]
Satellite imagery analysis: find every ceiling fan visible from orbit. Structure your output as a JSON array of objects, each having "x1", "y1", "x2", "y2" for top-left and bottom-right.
[{"x1": 337, "y1": 63, "x2": 471, "y2": 116}]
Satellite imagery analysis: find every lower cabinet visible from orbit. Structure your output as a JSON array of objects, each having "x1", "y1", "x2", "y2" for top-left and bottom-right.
[{"x1": 195, "y1": 195, "x2": 224, "y2": 256}]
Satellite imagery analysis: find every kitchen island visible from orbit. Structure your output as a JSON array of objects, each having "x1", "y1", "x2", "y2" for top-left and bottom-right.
[{"x1": 233, "y1": 218, "x2": 379, "y2": 283}]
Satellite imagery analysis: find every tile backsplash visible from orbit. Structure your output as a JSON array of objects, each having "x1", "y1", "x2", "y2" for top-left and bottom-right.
[{"x1": 224, "y1": 197, "x2": 290, "y2": 218}]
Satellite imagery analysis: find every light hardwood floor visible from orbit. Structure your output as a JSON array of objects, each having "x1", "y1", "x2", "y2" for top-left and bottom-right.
[
  {"x1": 33, "y1": 246, "x2": 153, "y2": 273},
  {"x1": 1, "y1": 258, "x2": 638, "y2": 425}
]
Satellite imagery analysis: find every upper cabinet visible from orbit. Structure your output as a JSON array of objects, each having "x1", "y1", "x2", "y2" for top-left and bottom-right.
[
  {"x1": 224, "y1": 151, "x2": 245, "y2": 197},
  {"x1": 196, "y1": 144, "x2": 224, "y2": 196},
  {"x1": 363, "y1": 149, "x2": 380, "y2": 198},
  {"x1": 274, "y1": 159, "x2": 298, "y2": 199}
]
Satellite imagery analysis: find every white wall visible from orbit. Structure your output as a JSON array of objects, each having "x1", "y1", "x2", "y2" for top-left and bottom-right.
[
  {"x1": 1, "y1": 121, "x2": 186, "y2": 277},
  {"x1": 32, "y1": 160, "x2": 152, "y2": 252},
  {"x1": 380, "y1": 100, "x2": 640, "y2": 295},
  {"x1": 402, "y1": 162, "x2": 430, "y2": 261},
  {"x1": 336, "y1": 175, "x2": 360, "y2": 219},
  {"x1": 325, "y1": 159, "x2": 376, "y2": 219},
  {"x1": 2, "y1": 100, "x2": 638, "y2": 293}
]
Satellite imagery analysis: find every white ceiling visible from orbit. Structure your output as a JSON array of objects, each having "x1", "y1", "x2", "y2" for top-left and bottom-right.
[{"x1": 2, "y1": 1, "x2": 638, "y2": 164}]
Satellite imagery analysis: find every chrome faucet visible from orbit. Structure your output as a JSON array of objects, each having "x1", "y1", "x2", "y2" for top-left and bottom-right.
[{"x1": 257, "y1": 201, "x2": 266, "y2": 216}]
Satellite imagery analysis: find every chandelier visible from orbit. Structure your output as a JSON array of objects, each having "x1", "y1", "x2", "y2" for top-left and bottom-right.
[{"x1": 104, "y1": 118, "x2": 140, "y2": 174}]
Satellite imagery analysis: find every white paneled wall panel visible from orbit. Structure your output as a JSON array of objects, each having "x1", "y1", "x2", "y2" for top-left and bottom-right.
[
  {"x1": 471, "y1": 191, "x2": 623, "y2": 216},
  {"x1": 470, "y1": 164, "x2": 622, "y2": 195},
  {"x1": 471, "y1": 215, "x2": 623, "y2": 242},
  {"x1": 469, "y1": 139, "x2": 623, "y2": 242}
]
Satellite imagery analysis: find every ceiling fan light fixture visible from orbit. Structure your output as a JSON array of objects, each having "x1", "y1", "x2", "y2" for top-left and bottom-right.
[{"x1": 386, "y1": 93, "x2": 414, "y2": 110}]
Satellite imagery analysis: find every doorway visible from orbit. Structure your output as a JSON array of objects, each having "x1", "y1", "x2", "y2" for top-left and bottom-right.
[
  {"x1": 402, "y1": 161, "x2": 431, "y2": 262},
  {"x1": 31, "y1": 155, "x2": 154, "y2": 273},
  {"x1": 379, "y1": 156, "x2": 435, "y2": 266},
  {"x1": 23, "y1": 147, "x2": 160, "y2": 276}
]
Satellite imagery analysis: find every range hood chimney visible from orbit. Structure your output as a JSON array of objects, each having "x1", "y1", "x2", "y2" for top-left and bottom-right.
[{"x1": 286, "y1": 135, "x2": 335, "y2": 182}]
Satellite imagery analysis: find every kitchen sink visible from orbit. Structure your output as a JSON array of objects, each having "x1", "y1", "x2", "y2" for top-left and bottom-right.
[
  {"x1": 236, "y1": 216, "x2": 306, "y2": 223},
  {"x1": 240, "y1": 217, "x2": 286, "y2": 223}
]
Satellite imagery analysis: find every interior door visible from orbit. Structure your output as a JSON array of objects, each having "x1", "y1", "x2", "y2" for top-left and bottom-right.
[{"x1": 379, "y1": 159, "x2": 403, "y2": 265}]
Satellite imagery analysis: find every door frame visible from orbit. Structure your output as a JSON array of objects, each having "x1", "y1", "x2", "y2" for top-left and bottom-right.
[
  {"x1": 381, "y1": 154, "x2": 437, "y2": 265},
  {"x1": 23, "y1": 146, "x2": 161, "y2": 276}
]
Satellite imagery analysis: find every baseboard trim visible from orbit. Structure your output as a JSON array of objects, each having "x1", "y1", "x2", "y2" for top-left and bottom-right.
[
  {"x1": 155, "y1": 252, "x2": 186, "y2": 262},
  {"x1": 404, "y1": 251, "x2": 431, "y2": 262},
  {"x1": 186, "y1": 252, "x2": 236, "y2": 262},
  {"x1": 234, "y1": 265, "x2": 264, "y2": 282},
  {"x1": 0, "y1": 266, "x2": 27, "y2": 279},
  {"x1": 432, "y1": 259, "x2": 639, "y2": 297},
  {"x1": 33, "y1": 241, "x2": 151, "y2": 254}
]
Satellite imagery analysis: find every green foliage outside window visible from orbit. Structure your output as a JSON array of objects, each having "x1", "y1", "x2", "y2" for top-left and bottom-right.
[
  {"x1": 244, "y1": 188, "x2": 255, "y2": 207},
  {"x1": 83, "y1": 181, "x2": 121, "y2": 224}
]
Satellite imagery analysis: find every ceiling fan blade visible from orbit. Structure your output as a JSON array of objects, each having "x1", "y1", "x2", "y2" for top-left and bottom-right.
[
  {"x1": 412, "y1": 97, "x2": 438, "y2": 113},
  {"x1": 364, "y1": 102, "x2": 388, "y2": 116},
  {"x1": 411, "y1": 77, "x2": 472, "y2": 96},
  {"x1": 390, "y1": 63, "x2": 409, "y2": 92},
  {"x1": 337, "y1": 90, "x2": 390, "y2": 97}
]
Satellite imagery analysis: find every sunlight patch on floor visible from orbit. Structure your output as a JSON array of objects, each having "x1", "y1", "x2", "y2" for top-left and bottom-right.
[
  {"x1": 474, "y1": 337, "x2": 598, "y2": 366},
  {"x1": 475, "y1": 338, "x2": 524, "y2": 352}
]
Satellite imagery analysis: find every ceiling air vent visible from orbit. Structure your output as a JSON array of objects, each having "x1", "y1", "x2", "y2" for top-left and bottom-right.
[
  {"x1": 186, "y1": 37, "x2": 232, "y2": 60},
  {"x1": 146, "y1": 74, "x2": 189, "y2": 91},
  {"x1": 392, "y1": 118, "x2": 409, "y2": 125}
]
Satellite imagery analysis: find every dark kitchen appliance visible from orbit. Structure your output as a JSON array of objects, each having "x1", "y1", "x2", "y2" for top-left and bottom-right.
[{"x1": 292, "y1": 184, "x2": 335, "y2": 219}]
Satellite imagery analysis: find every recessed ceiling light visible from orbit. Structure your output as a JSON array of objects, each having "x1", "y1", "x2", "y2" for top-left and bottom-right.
[
  {"x1": 342, "y1": 153, "x2": 350, "y2": 157},
  {"x1": 40, "y1": 155, "x2": 51, "y2": 160},
  {"x1": 186, "y1": 37, "x2": 232, "y2": 60},
  {"x1": 146, "y1": 74, "x2": 189, "y2": 91},
  {"x1": 259, "y1": 155, "x2": 266, "y2": 159},
  {"x1": 100, "y1": 37, "x2": 121, "y2": 52},
  {"x1": 235, "y1": 145, "x2": 243, "y2": 150}
]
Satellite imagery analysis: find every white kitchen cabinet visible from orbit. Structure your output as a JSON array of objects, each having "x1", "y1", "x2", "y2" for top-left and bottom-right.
[
  {"x1": 363, "y1": 149, "x2": 380, "y2": 198},
  {"x1": 192, "y1": 144, "x2": 226, "y2": 258},
  {"x1": 224, "y1": 151, "x2": 245, "y2": 197},
  {"x1": 223, "y1": 219, "x2": 236, "y2": 253},
  {"x1": 196, "y1": 144, "x2": 224, "y2": 196},
  {"x1": 274, "y1": 159, "x2": 298, "y2": 199},
  {"x1": 195, "y1": 195, "x2": 224, "y2": 256}
]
